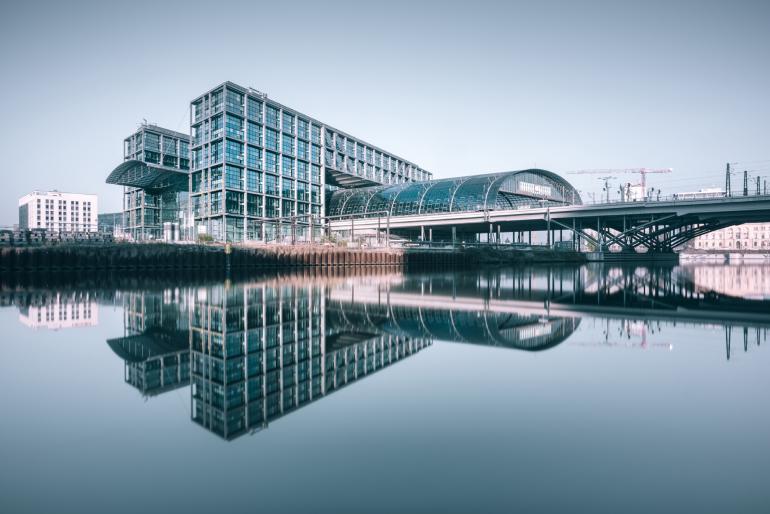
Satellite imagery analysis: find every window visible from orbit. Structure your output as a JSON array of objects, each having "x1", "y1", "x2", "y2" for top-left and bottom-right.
[
  {"x1": 247, "y1": 146, "x2": 262, "y2": 169},
  {"x1": 211, "y1": 88, "x2": 224, "y2": 111},
  {"x1": 297, "y1": 161, "x2": 308, "y2": 181},
  {"x1": 282, "y1": 200, "x2": 294, "y2": 217},
  {"x1": 226, "y1": 115, "x2": 243, "y2": 139},
  {"x1": 311, "y1": 144, "x2": 321, "y2": 164},
  {"x1": 193, "y1": 100, "x2": 205, "y2": 121},
  {"x1": 225, "y1": 140, "x2": 243, "y2": 165},
  {"x1": 297, "y1": 118, "x2": 309, "y2": 140},
  {"x1": 282, "y1": 177, "x2": 295, "y2": 199},
  {"x1": 211, "y1": 141, "x2": 223, "y2": 164},
  {"x1": 226, "y1": 89, "x2": 243, "y2": 115},
  {"x1": 192, "y1": 171, "x2": 203, "y2": 193},
  {"x1": 225, "y1": 165, "x2": 243, "y2": 189},
  {"x1": 210, "y1": 191, "x2": 222, "y2": 213},
  {"x1": 282, "y1": 156, "x2": 294, "y2": 177},
  {"x1": 297, "y1": 140, "x2": 308, "y2": 160},
  {"x1": 311, "y1": 185, "x2": 320, "y2": 204},
  {"x1": 247, "y1": 170, "x2": 262, "y2": 192},
  {"x1": 247, "y1": 122, "x2": 262, "y2": 146},
  {"x1": 226, "y1": 191, "x2": 244, "y2": 214},
  {"x1": 311, "y1": 164, "x2": 321, "y2": 184},
  {"x1": 145, "y1": 132, "x2": 160, "y2": 151},
  {"x1": 311, "y1": 124, "x2": 321, "y2": 145},
  {"x1": 266, "y1": 129, "x2": 279, "y2": 151},
  {"x1": 265, "y1": 151, "x2": 278, "y2": 173},
  {"x1": 282, "y1": 112, "x2": 294, "y2": 134},
  {"x1": 266, "y1": 105, "x2": 280, "y2": 129},
  {"x1": 211, "y1": 166, "x2": 223, "y2": 189},
  {"x1": 211, "y1": 115, "x2": 223, "y2": 139},
  {"x1": 247, "y1": 97, "x2": 262, "y2": 122},
  {"x1": 282, "y1": 133, "x2": 294, "y2": 155},
  {"x1": 163, "y1": 137, "x2": 177, "y2": 155},
  {"x1": 297, "y1": 180, "x2": 308, "y2": 202},
  {"x1": 265, "y1": 197, "x2": 279, "y2": 218},
  {"x1": 346, "y1": 139, "x2": 355, "y2": 156},
  {"x1": 247, "y1": 194, "x2": 262, "y2": 216},
  {"x1": 265, "y1": 173, "x2": 279, "y2": 196}
]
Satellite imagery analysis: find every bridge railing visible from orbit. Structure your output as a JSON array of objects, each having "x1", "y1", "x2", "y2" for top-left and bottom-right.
[{"x1": 579, "y1": 191, "x2": 770, "y2": 206}]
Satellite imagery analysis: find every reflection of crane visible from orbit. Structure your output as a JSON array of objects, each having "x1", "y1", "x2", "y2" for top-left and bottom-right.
[{"x1": 569, "y1": 168, "x2": 673, "y2": 192}]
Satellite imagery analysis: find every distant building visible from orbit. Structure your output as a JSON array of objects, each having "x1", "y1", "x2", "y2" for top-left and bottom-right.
[
  {"x1": 18, "y1": 293, "x2": 99, "y2": 330},
  {"x1": 687, "y1": 265, "x2": 770, "y2": 300},
  {"x1": 18, "y1": 191, "x2": 98, "y2": 232},
  {"x1": 690, "y1": 223, "x2": 770, "y2": 251}
]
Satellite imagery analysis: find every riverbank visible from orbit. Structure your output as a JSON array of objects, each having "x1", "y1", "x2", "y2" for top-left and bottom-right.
[{"x1": 0, "y1": 243, "x2": 589, "y2": 274}]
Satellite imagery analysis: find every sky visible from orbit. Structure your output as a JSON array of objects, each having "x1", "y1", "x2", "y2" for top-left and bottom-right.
[{"x1": 0, "y1": 0, "x2": 768, "y2": 223}]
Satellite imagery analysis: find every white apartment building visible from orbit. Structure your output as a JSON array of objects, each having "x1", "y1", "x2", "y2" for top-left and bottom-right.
[
  {"x1": 691, "y1": 223, "x2": 770, "y2": 251},
  {"x1": 18, "y1": 298, "x2": 99, "y2": 330},
  {"x1": 18, "y1": 190, "x2": 98, "y2": 232}
]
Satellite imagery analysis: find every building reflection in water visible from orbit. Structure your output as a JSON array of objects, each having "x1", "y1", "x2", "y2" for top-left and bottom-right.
[
  {"x1": 680, "y1": 264, "x2": 770, "y2": 300},
  {"x1": 16, "y1": 291, "x2": 99, "y2": 330},
  {"x1": 188, "y1": 278, "x2": 430, "y2": 440},
  {"x1": 5, "y1": 264, "x2": 759, "y2": 440},
  {"x1": 107, "y1": 289, "x2": 191, "y2": 397}
]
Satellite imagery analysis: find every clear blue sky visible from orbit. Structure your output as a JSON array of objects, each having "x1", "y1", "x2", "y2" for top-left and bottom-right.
[{"x1": 0, "y1": 0, "x2": 768, "y2": 223}]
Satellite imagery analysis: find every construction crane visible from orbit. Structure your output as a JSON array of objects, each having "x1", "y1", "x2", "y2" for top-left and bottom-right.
[{"x1": 568, "y1": 168, "x2": 673, "y2": 191}]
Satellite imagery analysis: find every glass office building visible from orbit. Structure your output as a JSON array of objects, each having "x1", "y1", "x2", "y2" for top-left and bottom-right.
[
  {"x1": 106, "y1": 124, "x2": 191, "y2": 241},
  {"x1": 190, "y1": 81, "x2": 431, "y2": 243}
]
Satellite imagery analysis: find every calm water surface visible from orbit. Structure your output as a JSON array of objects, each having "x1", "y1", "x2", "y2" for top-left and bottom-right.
[{"x1": 1, "y1": 263, "x2": 769, "y2": 514}]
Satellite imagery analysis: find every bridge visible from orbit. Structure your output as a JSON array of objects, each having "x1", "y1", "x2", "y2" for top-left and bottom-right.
[{"x1": 326, "y1": 169, "x2": 770, "y2": 253}]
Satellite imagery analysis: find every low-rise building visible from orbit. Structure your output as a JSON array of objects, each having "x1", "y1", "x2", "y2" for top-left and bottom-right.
[
  {"x1": 18, "y1": 190, "x2": 98, "y2": 233},
  {"x1": 691, "y1": 223, "x2": 770, "y2": 251}
]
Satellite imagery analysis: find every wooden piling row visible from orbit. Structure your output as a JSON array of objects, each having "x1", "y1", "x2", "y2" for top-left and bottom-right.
[{"x1": 0, "y1": 244, "x2": 445, "y2": 273}]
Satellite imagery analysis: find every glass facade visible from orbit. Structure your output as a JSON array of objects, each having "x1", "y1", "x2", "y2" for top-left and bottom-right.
[
  {"x1": 327, "y1": 169, "x2": 582, "y2": 218},
  {"x1": 190, "y1": 81, "x2": 431, "y2": 243},
  {"x1": 115, "y1": 124, "x2": 192, "y2": 241},
  {"x1": 188, "y1": 281, "x2": 430, "y2": 440}
]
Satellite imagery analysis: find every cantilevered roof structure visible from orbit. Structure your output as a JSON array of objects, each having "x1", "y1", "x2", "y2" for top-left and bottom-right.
[
  {"x1": 106, "y1": 160, "x2": 189, "y2": 192},
  {"x1": 326, "y1": 169, "x2": 581, "y2": 218}
]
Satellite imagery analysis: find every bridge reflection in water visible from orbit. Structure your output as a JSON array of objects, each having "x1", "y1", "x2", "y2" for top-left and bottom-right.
[{"x1": 94, "y1": 265, "x2": 770, "y2": 440}]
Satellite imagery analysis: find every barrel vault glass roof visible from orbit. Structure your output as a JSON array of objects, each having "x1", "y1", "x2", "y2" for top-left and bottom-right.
[{"x1": 326, "y1": 169, "x2": 581, "y2": 218}]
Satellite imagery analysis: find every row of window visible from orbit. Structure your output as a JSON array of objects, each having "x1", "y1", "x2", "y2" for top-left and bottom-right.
[
  {"x1": 192, "y1": 192, "x2": 321, "y2": 218},
  {"x1": 125, "y1": 131, "x2": 189, "y2": 161},
  {"x1": 192, "y1": 169, "x2": 321, "y2": 202},
  {"x1": 192, "y1": 149, "x2": 323, "y2": 183}
]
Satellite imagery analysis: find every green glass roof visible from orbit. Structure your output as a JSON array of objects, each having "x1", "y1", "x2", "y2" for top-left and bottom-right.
[{"x1": 326, "y1": 169, "x2": 581, "y2": 218}]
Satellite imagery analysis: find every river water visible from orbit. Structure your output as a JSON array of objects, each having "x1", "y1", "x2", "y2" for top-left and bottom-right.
[{"x1": 1, "y1": 263, "x2": 769, "y2": 514}]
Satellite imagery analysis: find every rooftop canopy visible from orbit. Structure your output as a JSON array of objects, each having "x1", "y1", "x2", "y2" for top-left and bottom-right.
[
  {"x1": 106, "y1": 159, "x2": 188, "y2": 191},
  {"x1": 326, "y1": 169, "x2": 581, "y2": 218}
]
